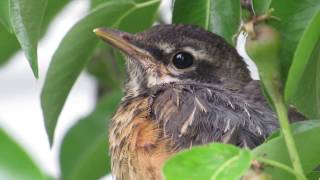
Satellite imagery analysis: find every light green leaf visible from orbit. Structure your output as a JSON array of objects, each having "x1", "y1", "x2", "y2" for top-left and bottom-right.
[
  {"x1": 60, "y1": 91, "x2": 122, "y2": 180},
  {"x1": 0, "y1": 128, "x2": 46, "y2": 180},
  {"x1": 254, "y1": 120, "x2": 320, "y2": 179},
  {"x1": 9, "y1": 0, "x2": 48, "y2": 78},
  {"x1": 172, "y1": 0, "x2": 241, "y2": 45},
  {"x1": 0, "y1": 0, "x2": 12, "y2": 32},
  {"x1": 41, "y1": 0, "x2": 160, "y2": 144},
  {"x1": 285, "y1": 10, "x2": 320, "y2": 119},
  {"x1": 267, "y1": 0, "x2": 320, "y2": 80},
  {"x1": 163, "y1": 144, "x2": 252, "y2": 180}
]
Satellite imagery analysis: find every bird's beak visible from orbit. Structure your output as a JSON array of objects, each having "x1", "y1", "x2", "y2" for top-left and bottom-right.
[{"x1": 93, "y1": 28, "x2": 154, "y2": 66}]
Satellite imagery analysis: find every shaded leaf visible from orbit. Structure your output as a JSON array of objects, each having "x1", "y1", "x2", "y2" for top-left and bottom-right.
[
  {"x1": 285, "y1": 10, "x2": 320, "y2": 119},
  {"x1": 163, "y1": 144, "x2": 252, "y2": 180},
  {"x1": 41, "y1": 0, "x2": 160, "y2": 144},
  {"x1": 0, "y1": 24, "x2": 20, "y2": 65},
  {"x1": 40, "y1": 0, "x2": 71, "y2": 36},
  {"x1": 307, "y1": 171, "x2": 320, "y2": 180},
  {"x1": 0, "y1": 0, "x2": 12, "y2": 32},
  {"x1": 172, "y1": 0, "x2": 241, "y2": 44},
  {"x1": 253, "y1": 120, "x2": 320, "y2": 179},
  {"x1": 60, "y1": 91, "x2": 121, "y2": 180},
  {"x1": 9, "y1": 0, "x2": 48, "y2": 78},
  {"x1": 0, "y1": 128, "x2": 46, "y2": 180},
  {"x1": 267, "y1": 0, "x2": 320, "y2": 80}
]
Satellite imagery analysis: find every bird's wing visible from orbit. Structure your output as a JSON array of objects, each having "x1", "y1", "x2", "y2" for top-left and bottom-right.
[{"x1": 151, "y1": 83, "x2": 279, "y2": 150}]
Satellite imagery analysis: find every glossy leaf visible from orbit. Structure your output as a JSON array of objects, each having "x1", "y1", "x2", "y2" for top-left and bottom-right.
[
  {"x1": 285, "y1": 10, "x2": 320, "y2": 119},
  {"x1": 0, "y1": 128, "x2": 46, "y2": 180},
  {"x1": 9, "y1": 0, "x2": 48, "y2": 78},
  {"x1": 253, "y1": 120, "x2": 320, "y2": 179},
  {"x1": 252, "y1": 0, "x2": 272, "y2": 15},
  {"x1": 41, "y1": 0, "x2": 160, "y2": 144},
  {"x1": 0, "y1": 0, "x2": 12, "y2": 32},
  {"x1": 267, "y1": 0, "x2": 320, "y2": 80},
  {"x1": 163, "y1": 144, "x2": 252, "y2": 180},
  {"x1": 0, "y1": 24, "x2": 20, "y2": 65},
  {"x1": 172, "y1": 0, "x2": 241, "y2": 45},
  {"x1": 60, "y1": 91, "x2": 121, "y2": 180},
  {"x1": 0, "y1": 0, "x2": 70, "y2": 67}
]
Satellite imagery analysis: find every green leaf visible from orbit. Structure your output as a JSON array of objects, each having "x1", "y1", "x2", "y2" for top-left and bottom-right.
[
  {"x1": 41, "y1": 0, "x2": 70, "y2": 36},
  {"x1": 172, "y1": 0, "x2": 241, "y2": 45},
  {"x1": 41, "y1": 0, "x2": 160, "y2": 144},
  {"x1": 307, "y1": 171, "x2": 320, "y2": 180},
  {"x1": 0, "y1": 0, "x2": 69, "y2": 67},
  {"x1": 284, "y1": 10, "x2": 320, "y2": 119},
  {"x1": 163, "y1": 144, "x2": 252, "y2": 180},
  {"x1": 0, "y1": 23, "x2": 20, "y2": 65},
  {"x1": 9, "y1": 0, "x2": 48, "y2": 78},
  {"x1": 0, "y1": 0, "x2": 12, "y2": 32},
  {"x1": 60, "y1": 91, "x2": 121, "y2": 180},
  {"x1": 0, "y1": 128, "x2": 46, "y2": 180},
  {"x1": 252, "y1": 0, "x2": 272, "y2": 15},
  {"x1": 253, "y1": 120, "x2": 320, "y2": 179},
  {"x1": 267, "y1": 0, "x2": 320, "y2": 81}
]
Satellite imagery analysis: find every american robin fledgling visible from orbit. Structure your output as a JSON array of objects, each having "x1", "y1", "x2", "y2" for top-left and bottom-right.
[{"x1": 94, "y1": 24, "x2": 304, "y2": 180}]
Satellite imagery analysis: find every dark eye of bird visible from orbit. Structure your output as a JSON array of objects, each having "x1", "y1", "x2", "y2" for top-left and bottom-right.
[{"x1": 172, "y1": 52, "x2": 194, "y2": 69}]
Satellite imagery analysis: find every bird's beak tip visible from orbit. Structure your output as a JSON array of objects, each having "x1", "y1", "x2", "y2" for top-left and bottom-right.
[
  {"x1": 93, "y1": 28, "x2": 99, "y2": 34},
  {"x1": 93, "y1": 27, "x2": 109, "y2": 38}
]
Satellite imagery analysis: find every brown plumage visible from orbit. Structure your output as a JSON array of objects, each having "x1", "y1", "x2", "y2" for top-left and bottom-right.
[{"x1": 94, "y1": 24, "x2": 304, "y2": 180}]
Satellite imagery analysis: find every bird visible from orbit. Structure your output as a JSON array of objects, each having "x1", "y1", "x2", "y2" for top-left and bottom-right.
[{"x1": 94, "y1": 24, "x2": 304, "y2": 180}]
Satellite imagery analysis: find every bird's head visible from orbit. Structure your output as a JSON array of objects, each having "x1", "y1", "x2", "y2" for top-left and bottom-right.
[{"x1": 94, "y1": 24, "x2": 251, "y2": 98}]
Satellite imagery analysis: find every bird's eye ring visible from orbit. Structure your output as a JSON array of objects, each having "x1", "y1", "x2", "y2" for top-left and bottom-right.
[{"x1": 172, "y1": 52, "x2": 194, "y2": 69}]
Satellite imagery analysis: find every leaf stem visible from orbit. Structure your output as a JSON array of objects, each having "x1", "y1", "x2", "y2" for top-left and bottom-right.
[
  {"x1": 272, "y1": 96, "x2": 306, "y2": 179},
  {"x1": 255, "y1": 157, "x2": 307, "y2": 180}
]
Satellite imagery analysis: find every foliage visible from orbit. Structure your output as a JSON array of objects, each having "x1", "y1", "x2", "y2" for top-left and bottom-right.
[{"x1": 0, "y1": 0, "x2": 319, "y2": 179}]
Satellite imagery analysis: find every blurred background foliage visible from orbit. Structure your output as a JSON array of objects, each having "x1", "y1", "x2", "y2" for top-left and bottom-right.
[{"x1": 0, "y1": 0, "x2": 319, "y2": 179}]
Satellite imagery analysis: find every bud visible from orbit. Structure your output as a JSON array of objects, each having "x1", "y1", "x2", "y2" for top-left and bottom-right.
[{"x1": 245, "y1": 23, "x2": 281, "y2": 66}]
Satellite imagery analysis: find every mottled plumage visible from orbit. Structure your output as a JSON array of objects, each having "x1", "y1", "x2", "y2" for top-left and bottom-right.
[{"x1": 94, "y1": 24, "x2": 304, "y2": 180}]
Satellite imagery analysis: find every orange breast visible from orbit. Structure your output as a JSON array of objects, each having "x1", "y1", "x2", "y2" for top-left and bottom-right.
[{"x1": 109, "y1": 97, "x2": 173, "y2": 180}]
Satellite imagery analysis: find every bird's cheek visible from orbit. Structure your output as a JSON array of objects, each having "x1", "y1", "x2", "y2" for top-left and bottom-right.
[{"x1": 146, "y1": 73, "x2": 179, "y2": 87}]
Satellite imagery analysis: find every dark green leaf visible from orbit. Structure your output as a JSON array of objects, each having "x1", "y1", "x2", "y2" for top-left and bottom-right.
[
  {"x1": 0, "y1": 128, "x2": 46, "y2": 180},
  {"x1": 267, "y1": 0, "x2": 320, "y2": 81},
  {"x1": 60, "y1": 91, "x2": 121, "y2": 180},
  {"x1": 253, "y1": 120, "x2": 320, "y2": 179},
  {"x1": 0, "y1": 0, "x2": 12, "y2": 32},
  {"x1": 252, "y1": 0, "x2": 272, "y2": 15},
  {"x1": 0, "y1": 23, "x2": 20, "y2": 65},
  {"x1": 86, "y1": 43, "x2": 123, "y2": 92},
  {"x1": 41, "y1": 0, "x2": 71, "y2": 36},
  {"x1": 307, "y1": 171, "x2": 320, "y2": 180},
  {"x1": 172, "y1": 0, "x2": 241, "y2": 45},
  {"x1": 284, "y1": 10, "x2": 320, "y2": 119},
  {"x1": 41, "y1": 0, "x2": 160, "y2": 144},
  {"x1": 163, "y1": 143, "x2": 252, "y2": 180},
  {"x1": 9, "y1": 0, "x2": 48, "y2": 78}
]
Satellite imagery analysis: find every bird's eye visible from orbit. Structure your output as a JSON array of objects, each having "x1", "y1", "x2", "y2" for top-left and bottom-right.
[{"x1": 172, "y1": 52, "x2": 194, "y2": 69}]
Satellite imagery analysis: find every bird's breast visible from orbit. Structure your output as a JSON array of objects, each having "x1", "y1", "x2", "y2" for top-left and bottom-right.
[{"x1": 109, "y1": 82, "x2": 279, "y2": 180}]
